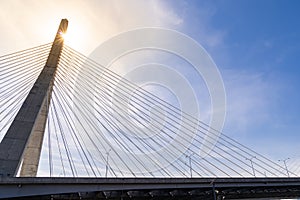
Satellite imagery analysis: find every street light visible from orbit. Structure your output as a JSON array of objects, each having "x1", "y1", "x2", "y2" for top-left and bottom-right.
[
  {"x1": 186, "y1": 152, "x2": 195, "y2": 178},
  {"x1": 105, "y1": 149, "x2": 111, "y2": 178},
  {"x1": 246, "y1": 156, "x2": 256, "y2": 177},
  {"x1": 278, "y1": 158, "x2": 290, "y2": 177}
]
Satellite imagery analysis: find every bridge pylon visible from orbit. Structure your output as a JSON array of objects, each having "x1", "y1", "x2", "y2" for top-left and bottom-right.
[{"x1": 0, "y1": 19, "x2": 68, "y2": 177}]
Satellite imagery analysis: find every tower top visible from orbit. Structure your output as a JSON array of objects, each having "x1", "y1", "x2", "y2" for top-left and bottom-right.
[
  {"x1": 58, "y1": 19, "x2": 68, "y2": 34},
  {"x1": 55, "y1": 19, "x2": 68, "y2": 42}
]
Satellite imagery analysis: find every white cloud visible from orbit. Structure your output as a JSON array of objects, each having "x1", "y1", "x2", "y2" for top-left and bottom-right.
[{"x1": 0, "y1": 0, "x2": 183, "y2": 55}]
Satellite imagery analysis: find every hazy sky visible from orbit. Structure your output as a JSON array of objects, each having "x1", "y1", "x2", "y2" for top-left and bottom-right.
[{"x1": 1, "y1": 0, "x2": 300, "y2": 165}]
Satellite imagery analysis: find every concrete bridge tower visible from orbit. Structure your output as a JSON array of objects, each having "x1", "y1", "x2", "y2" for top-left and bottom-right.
[{"x1": 0, "y1": 19, "x2": 68, "y2": 177}]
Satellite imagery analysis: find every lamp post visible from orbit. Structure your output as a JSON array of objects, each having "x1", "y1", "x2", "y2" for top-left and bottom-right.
[
  {"x1": 246, "y1": 156, "x2": 256, "y2": 177},
  {"x1": 278, "y1": 158, "x2": 290, "y2": 177},
  {"x1": 105, "y1": 149, "x2": 111, "y2": 178},
  {"x1": 186, "y1": 152, "x2": 195, "y2": 178}
]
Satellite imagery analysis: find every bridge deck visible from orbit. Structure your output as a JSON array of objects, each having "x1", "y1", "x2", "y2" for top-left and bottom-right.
[{"x1": 1, "y1": 177, "x2": 300, "y2": 199}]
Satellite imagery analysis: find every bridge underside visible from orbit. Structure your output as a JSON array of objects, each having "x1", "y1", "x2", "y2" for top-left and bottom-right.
[{"x1": 1, "y1": 177, "x2": 300, "y2": 199}]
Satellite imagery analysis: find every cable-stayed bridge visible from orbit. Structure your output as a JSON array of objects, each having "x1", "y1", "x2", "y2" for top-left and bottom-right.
[{"x1": 0, "y1": 19, "x2": 300, "y2": 199}]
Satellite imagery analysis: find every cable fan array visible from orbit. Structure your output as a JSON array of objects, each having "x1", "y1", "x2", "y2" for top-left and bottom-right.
[
  {"x1": 0, "y1": 44, "x2": 297, "y2": 178},
  {"x1": 0, "y1": 43, "x2": 52, "y2": 141},
  {"x1": 40, "y1": 45, "x2": 296, "y2": 178}
]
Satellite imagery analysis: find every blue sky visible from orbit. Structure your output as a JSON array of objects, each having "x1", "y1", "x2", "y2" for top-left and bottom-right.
[
  {"x1": 221, "y1": 0, "x2": 300, "y2": 158},
  {"x1": 167, "y1": 0, "x2": 300, "y2": 159},
  {"x1": 0, "y1": 0, "x2": 300, "y2": 170}
]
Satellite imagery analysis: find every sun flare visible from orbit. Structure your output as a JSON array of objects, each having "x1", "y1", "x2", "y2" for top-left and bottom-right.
[{"x1": 61, "y1": 25, "x2": 84, "y2": 49}]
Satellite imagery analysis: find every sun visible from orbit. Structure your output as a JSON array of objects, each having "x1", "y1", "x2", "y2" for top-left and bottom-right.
[
  {"x1": 59, "y1": 31, "x2": 66, "y2": 38},
  {"x1": 60, "y1": 25, "x2": 84, "y2": 50},
  {"x1": 60, "y1": 31, "x2": 70, "y2": 42}
]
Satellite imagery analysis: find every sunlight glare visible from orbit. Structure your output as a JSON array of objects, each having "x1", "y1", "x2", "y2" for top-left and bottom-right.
[{"x1": 62, "y1": 25, "x2": 84, "y2": 50}]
